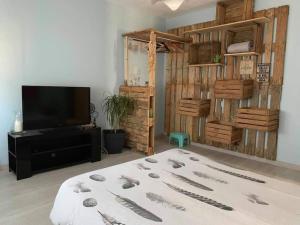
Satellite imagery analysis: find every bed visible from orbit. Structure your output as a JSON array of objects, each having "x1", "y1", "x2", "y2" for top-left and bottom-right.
[{"x1": 50, "y1": 149, "x2": 300, "y2": 225}]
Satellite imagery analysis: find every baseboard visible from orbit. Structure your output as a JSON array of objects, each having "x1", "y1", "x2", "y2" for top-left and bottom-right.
[{"x1": 191, "y1": 142, "x2": 300, "y2": 171}]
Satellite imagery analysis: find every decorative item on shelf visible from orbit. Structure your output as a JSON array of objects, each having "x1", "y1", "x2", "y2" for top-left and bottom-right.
[
  {"x1": 213, "y1": 54, "x2": 222, "y2": 63},
  {"x1": 188, "y1": 42, "x2": 221, "y2": 65},
  {"x1": 214, "y1": 79, "x2": 254, "y2": 99},
  {"x1": 205, "y1": 121, "x2": 242, "y2": 145},
  {"x1": 102, "y1": 94, "x2": 135, "y2": 154},
  {"x1": 235, "y1": 108, "x2": 279, "y2": 131},
  {"x1": 240, "y1": 60, "x2": 254, "y2": 75},
  {"x1": 13, "y1": 111, "x2": 23, "y2": 133},
  {"x1": 257, "y1": 63, "x2": 271, "y2": 83},
  {"x1": 90, "y1": 103, "x2": 99, "y2": 128},
  {"x1": 176, "y1": 98, "x2": 210, "y2": 117},
  {"x1": 227, "y1": 41, "x2": 253, "y2": 54}
]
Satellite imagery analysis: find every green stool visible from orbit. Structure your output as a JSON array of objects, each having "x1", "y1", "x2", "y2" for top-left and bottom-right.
[{"x1": 169, "y1": 132, "x2": 190, "y2": 148}]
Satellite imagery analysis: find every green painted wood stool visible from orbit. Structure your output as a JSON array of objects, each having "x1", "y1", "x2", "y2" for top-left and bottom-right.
[{"x1": 169, "y1": 132, "x2": 190, "y2": 148}]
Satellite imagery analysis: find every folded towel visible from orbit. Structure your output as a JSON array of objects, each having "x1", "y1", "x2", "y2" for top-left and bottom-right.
[{"x1": 227, "y1": 41, "x2": 252, "y2": 53}]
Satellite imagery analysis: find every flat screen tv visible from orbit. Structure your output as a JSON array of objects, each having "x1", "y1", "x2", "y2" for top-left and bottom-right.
[{"x1": 22, "y1": 86, "x2": 91, "y2": 130}]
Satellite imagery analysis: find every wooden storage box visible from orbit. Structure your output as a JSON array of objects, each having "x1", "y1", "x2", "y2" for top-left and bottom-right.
[
  {"x1": 188, "y1": 42, "x2": 221, "y2": 65},
  {"x1": 235, "y1": 108, "x2": 279, "y2": 131},
  {"x1": 205, "y1": 121, "x2": 243, "y2": 144},
  {"x1": 176, "y1": 98, "x2": 210, "y2": 117},
  {"x1": 214, "y1": 79, "x2": 253, "y2": 99}
]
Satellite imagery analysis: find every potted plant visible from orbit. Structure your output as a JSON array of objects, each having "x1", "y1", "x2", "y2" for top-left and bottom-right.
[{"x1": 102, "y1": 94, "x2": 135, "y2": 154}]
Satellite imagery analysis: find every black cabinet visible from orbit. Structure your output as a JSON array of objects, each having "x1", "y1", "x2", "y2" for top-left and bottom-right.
[{"x1": 8, "y1": 127, "x2": 101, "y2": 180}]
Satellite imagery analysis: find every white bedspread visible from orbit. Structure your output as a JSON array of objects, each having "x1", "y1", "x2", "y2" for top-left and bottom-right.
[{"x1": 50, "y1": 149, "x2": 300, "y2": 225}]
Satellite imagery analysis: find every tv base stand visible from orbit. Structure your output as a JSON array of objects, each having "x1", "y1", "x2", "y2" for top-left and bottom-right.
[{"x1": 8, "y1": 127, "x2": 101, "y2": 180}]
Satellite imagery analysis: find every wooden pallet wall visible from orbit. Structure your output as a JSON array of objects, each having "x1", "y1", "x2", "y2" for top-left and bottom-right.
[{"x1": 164, "y1": 4, "x2": 289, "y2": 160}]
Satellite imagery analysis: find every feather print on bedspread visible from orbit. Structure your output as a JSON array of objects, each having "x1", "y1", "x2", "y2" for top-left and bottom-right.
[
  {"x1": 83, "y1": 198, "x2": 98, "y2": 207},
  {"x1": 246, "y1": 194, "x2": 269, "y2": 205},
  {"x1": 146, "y1": 192, "x2": 186, "y2": 211},
  {"x1": 169, "y1": 172, "x2": 213, "y2": 191},
  {"x1": 168, "y1": 159, "x2": 185, "y2": 168},
  {"x1": 193, "y1": 171, "x2": 228, "y2": 184},
  {"x1": 89, "y1": 174, "x2": 106, "y2": 182},
  {"x1": 137, "y1": 163, "x2": 151, "y2": 170},
  {"x1": 164, "y1": 182, "x2": 233, "y2": 211},
  {"x1": 73, "y1": 182, "x2": 91, "y2": 193},
  {"x1": 98, "y1": 210, "x2": 126, "y2": 225},
  {"x1": 110, "y1": 192, "x2": 163, "y2": 222},
  {"x1": 206, "y1": 165, "x2": 266, "y2": 183},
  {"x1": 120, "y1": 175, "x2": 140, "y2": 189}
]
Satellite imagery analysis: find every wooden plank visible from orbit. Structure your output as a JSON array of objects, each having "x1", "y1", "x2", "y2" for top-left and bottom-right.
[
  {"x1": 237, "y1": 123, "x2": 278, "y2": 132},
  {"x1": 272, "y1": 6, "x2": 289, "y2": 85},
  {"x1": 216, "y1": 2, "x2": 226, "y2": 25},
  {"x1": 236, "y1": 113, "x2": 278, "y2": 121},
  {"x1": 123, "y1": 28, "x2": 192, "y2": 44},
  {"x1": 243, "y1": 0, "x2": 254, "y2": 20},
  {"x1": 237, "y1": 108, "x2": 279, "y2": 115},
  {"x1": 184, "y1": 17, "x2": 270, "y2": 35},
  {"x1": 236, "y1": 118, "x2": 278, "y2": 126}
]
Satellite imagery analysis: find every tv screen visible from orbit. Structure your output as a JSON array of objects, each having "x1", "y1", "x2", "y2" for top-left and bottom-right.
[{"x1": 22, "y1": 86, "x2": 91, "y2": 130}]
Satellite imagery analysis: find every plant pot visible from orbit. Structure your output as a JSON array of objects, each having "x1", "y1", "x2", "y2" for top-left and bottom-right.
[{"x1": 103, "y1": 129, "x2": 126, "y2": 154}]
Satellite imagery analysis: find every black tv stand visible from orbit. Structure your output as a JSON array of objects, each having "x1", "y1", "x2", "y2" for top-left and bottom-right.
[{"x1": 8, "y1": 126, "x2": 101, "y2": 180}]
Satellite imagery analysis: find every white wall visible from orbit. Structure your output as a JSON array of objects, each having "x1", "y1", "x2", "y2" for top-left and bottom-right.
[
  {"x1": 0, "y1": 0, "x2": 165, "y2": 165},
  {"x1": 166, "y1": 0, "x2": 300, "y2": 165}
]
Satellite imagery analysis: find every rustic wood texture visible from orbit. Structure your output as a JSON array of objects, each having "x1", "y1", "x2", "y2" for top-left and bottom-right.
[
  {"x1": 205, "y1": 121, "x2": 243, "y2": 144},
  {"x1": 188, "y1": 42, "x2": 221, "y2": 65},
  {"x1": 119, "y1": 86, "x2": 153, "y2": 154},
  {"x1": 164, "y1": 1, "x2": 289, "y2": 160},
  {"x1": 214, "y1": 79, "x2": 254, "y2": 99},
  {"x1": 176, "y1": 98, "x2": 210, "y2": 117},
  {"x1": 236, "y1": 108, "x2": 279, "y2": 131}
]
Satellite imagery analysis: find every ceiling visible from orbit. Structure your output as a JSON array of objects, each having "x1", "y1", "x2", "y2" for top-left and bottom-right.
[{"x1": 106, "y1": 0, "x2": 218, "y2": 17}]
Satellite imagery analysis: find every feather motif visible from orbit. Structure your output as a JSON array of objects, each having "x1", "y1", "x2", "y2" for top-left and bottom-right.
[
  {"x1": 120, "y1": 175, "x2": 140, "y2": 189},
  {"x1": 177, "y1": 150, "x2": 190, "y2": 155},
  {"x1": 137, "y1": 163, "x2": 151, "y2": 170},
  {"x1": 193, "y1": 171, "x2": 228, "y2": 184},
  {"x1": 168, "y1": 159, "x2": 185, "y2": 168},
  {"x1": 110, "y1": 192, "x2": 163, "y2": 222},
  {"x1": 169, "y1": 172, "x2": 213, "y2": 191},
  {"x1": 146, "y1": 192, "x2": 186, "y2": 211},
  {"x1": 98, "y1": 210, "x2": 126, "y2": 225},
  {"x1": 164, "y1": 182, "x2": 233, "y2": 211},
  {"x1": 206, "y1": 165, "x2": 266, "y2": 183}
]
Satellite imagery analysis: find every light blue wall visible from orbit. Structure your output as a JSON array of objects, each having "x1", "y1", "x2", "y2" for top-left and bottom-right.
[
  {"x1": 0, "y1": 0, "x2": 165, "y2": 165},
  {"x1": 166, "y1": 0, "x2": 300, "y2": 165}
]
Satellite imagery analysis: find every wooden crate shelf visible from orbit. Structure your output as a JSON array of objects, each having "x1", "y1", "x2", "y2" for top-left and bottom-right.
[
  {"x1": 214, "y1": 79, "x2": 254, "y2": 99},
  {"x1": 235, "y1": 108, "x2": 279, "y2": 131},
  {"x1": 188, "y1": 42, "x2": 221, "y2": 65},
  {"x1": 176, "y1": 98, "x2": 210, "y2": 117},
  {"x1": 205, "y1": 121, "x2": 243, "y2": 144}
]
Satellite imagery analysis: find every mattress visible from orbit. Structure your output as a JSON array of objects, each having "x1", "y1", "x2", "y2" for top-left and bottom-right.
[{"x1": 50, "y1": 149, "x2": 300, "y2": 225}]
